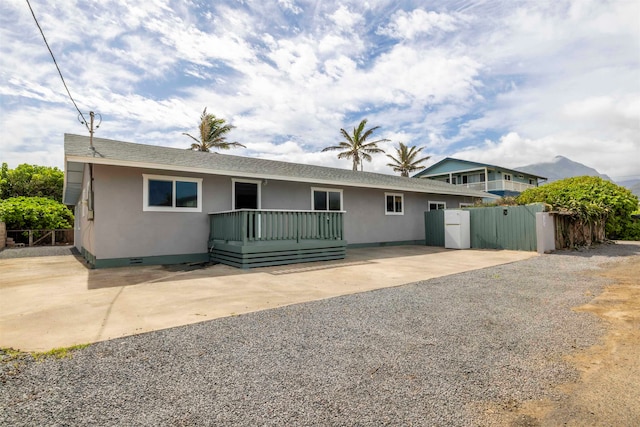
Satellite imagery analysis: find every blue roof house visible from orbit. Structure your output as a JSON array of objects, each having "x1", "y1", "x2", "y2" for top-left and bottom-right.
[{"x1": 413, "y1": 157, "x2": 546, "y2": 198}]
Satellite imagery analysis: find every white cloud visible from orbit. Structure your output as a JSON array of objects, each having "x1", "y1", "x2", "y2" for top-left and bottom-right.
[
  {"x1": 278, "y1": 0, "x2": 302, "y2": 15},
  {"x1": 377, "y1": 8, "x2": 462, "y2": 39},
  {"x1": 268, "y1": 39, "x2": 319, "y2": 81},
  {"x1": 329, "y1": 5, "x2": 364, "y2": 31},
  {"x1": 1, "y1": 0, "x2": 638, "y2": 183},
  {"x1": 0, "y1": 105, "x2": 82, "y2": 167},
  {"x1": 453, "y1": 132, "x2": 640, "y2": 180}
]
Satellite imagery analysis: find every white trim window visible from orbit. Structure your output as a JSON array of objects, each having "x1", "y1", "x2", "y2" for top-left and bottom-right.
[
  {"x1": 459, "y1": 202, "x2": 474, "y2": 208},
  {"x1": 385, "y1": 192, "x2": 404, "y2": 215},
  {"x1": 428, "y1": 201, "x2": 446, "y2": 211},
  {"x1": 143, "y1": 174, "x2": 202, "y2": 212},
  {"x1": 311, "y1": 187, "x2": 343, "y2": 211},
  {"x1": 503, "y1": 173, "x2": 512, "y2": 181}
]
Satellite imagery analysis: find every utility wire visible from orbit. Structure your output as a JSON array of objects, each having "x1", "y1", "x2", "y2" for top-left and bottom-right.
[{"x1": 25, "y1": 0, "x2": 90, "y2": 131}]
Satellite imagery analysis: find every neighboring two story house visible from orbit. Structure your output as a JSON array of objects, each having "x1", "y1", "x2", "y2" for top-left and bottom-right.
[{"x1": 413, "y1": 157, "x2": 546, "y2": 197}]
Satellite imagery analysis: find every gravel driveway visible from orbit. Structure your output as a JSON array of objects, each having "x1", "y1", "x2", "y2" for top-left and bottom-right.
[
  {"x1": 0, "y1": 246, "x2": 75, "y2": 259},
  {"x1": 1, "y1": 243, "x2": 637, "y2": 426}
]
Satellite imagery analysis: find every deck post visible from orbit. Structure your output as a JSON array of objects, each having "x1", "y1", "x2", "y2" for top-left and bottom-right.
[{"x1": 241, "y1": 210, "x2": 248, "y2": 245}]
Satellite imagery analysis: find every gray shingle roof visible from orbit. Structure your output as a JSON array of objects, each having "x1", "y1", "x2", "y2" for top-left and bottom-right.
[{"x1": 63, "y1": 133, "x2": 493, "y2": 204}]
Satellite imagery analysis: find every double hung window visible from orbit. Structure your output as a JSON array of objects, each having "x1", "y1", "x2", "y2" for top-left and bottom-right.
[
  {"x1": 428, "y1": 201, "x2": 446, "y2": 211},
  {"x1": 312, "y1": 188, "x2": 342, "y2": 211},
  {"x1": 385, "y1": 193, "x2": 404, "y2": 215}
]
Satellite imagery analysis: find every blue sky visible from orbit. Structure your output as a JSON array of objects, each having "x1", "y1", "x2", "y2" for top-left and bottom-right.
[{"x1": 1, "y1": 0, "x2": 639, "y2": 180}]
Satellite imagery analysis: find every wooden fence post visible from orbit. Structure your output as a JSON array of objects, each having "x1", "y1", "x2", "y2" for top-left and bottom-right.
[{"x1": 0, "y1": 222, "x2": 5, "y2": 250}]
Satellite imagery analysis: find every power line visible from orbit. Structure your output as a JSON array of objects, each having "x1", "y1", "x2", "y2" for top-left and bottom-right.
[{"x1": 25, "y1": 0, "x2": 90, "y2": 131}]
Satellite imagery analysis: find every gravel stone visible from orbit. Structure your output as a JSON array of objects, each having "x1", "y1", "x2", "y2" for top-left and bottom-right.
[
  {"x1": 0, "y1": 246, "x2": 75, "y2": 259},
  {"x1": 1, "y1": 243, "x2": 636, "y2": 426}
]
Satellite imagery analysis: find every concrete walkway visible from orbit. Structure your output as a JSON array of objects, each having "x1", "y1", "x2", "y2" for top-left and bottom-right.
[{"x1": 0, "y1": 246, "x2": 537, "y2": 351}]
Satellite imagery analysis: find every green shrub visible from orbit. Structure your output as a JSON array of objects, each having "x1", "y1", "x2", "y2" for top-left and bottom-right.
[
  {"x1": 1, "y1": 163, "x2": 64, "y2": 201},
  {"x1": 517, "y1": 176, "x2": 639, "y2": 240},
  {"x1": 0, "y1": 196, "x2": 74, "y2": 230}
]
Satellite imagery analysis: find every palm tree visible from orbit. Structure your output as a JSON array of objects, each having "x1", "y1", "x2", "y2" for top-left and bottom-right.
[
  {"x1": 322, "y1": 119, "x2": 389, "y2": 171},
  {"x1": 386, "y1": 142, "x2": 431, "y2": 177},
  {"x1": 184, "y1": 108, "x2": 246, "y2": 152}
]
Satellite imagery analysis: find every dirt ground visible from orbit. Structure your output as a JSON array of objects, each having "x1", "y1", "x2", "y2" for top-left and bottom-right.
[{"x1": 484, "y1": 254, "x2": 640, "y2": 426}]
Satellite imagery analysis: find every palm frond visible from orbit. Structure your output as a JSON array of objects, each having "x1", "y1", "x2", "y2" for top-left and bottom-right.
[
  {"x1": 385, "y1": 142, "x2": 431, "y2": 176},
  {"x1": 185, "y1": 108, "x2": 243, "y2": 152},
  {"x1": 323, "y1": 118, "x2": 387, "y2": 171},
  {"x1": 183, "y1": 133, "x2": 201, "y2": 145}
]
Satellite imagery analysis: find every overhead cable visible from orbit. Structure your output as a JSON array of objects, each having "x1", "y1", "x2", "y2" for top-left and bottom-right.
[{"x1": 25, "y1": 0, "x2": 90, "y2": 131}]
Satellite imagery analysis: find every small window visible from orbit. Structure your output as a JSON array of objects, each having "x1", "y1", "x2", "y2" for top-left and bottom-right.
[
  {"x1": 459, "y1": 202, "x2": 474, "y2": 208},
  {"x1": 143, "y1": 174, "x2": 202, "y2": 212},
  {"x1": 462, "y1": 175, "x2": 468, "y2": 184},
  {"x1": 529, "y1": 178, "x2": 535, "y2": 185},
  {"x1": 429, "y1": 201, "x2": 446, "y2": 211},
  {"x1": 451, "y1": 177, "x2": 457, "y2": 185},
  {"x1": 312, "y1": 187, "x2": 343, "y2": 211},
  {"x1": 503, "y1": 173, "x2": 512, "y2": 181},
  {"x1": 385, "y1": 193, "x2": 404, "y2": 215}
]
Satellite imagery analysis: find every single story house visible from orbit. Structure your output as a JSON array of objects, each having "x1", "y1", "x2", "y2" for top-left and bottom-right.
[
  {"x1": 413, "y1": 157, "x2": 546, "y2": 197},
  {"x1": 63, "y1": 134, "x2": 492, "y2": 268}
]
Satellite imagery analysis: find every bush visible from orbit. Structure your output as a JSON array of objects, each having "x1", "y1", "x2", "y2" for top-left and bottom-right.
[
  {"x1": 0, "y1": 196, "x2": 74, "y2": 230},
  {"x1": 517, "y1": 176, "x2": 639, "y2": 240},
  {"x1": 474, "y1": 196, "x2": 518, "y2": 207},
  {"x1": 0, "y1": 163, "x2": 64, "y2": 201},
  {"x1": 621, "y1": 220, "x2": 640, "y2": 240}
]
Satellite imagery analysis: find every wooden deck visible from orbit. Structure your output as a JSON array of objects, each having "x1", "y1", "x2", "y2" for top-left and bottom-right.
[{"x1": 209, "y1": 210, "x2": 346, "y2": 268}]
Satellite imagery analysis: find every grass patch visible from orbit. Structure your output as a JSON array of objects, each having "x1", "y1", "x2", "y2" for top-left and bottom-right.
[
  {"x1": 0, "y1": 347, "x2": 25, "y2": 363},
  {"x1": 31, "y1": 344, "x2": 90, "y2": 361},
  {"x1": 1, "y1": 344, "x2": 90, "y2": 363}
]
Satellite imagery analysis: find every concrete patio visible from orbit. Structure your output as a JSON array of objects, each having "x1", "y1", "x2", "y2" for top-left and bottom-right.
[{"x1": 0, "y1": 245, "x2": 537, "y2": 351}]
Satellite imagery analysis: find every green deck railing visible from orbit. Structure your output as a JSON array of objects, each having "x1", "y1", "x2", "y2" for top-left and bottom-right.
[{"x1": 209, "y1": 209, "x2": 344, "y2": 245}]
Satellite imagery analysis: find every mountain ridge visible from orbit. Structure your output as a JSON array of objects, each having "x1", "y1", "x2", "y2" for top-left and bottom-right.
[
  {"x1": 515, "y1": 155, "x2": 612, "y2": 182},
  {"x1": 515, "y1": 156, "x2": 638, "y2": 197}
]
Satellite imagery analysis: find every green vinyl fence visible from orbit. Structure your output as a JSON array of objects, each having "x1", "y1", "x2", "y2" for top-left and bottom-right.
[
  {"x1": 424, "y1": 204, "x2": 545, "y2": 251},
  {"x1": 469, "y1": 204, "x2": 544, "y2": 251},
  {"x1": 424, "y1": 210, "x2": 445, "y2": 247}
]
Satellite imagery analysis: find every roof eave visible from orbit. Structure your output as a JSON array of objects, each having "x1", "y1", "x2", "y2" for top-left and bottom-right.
[{"x1": 64, "y1": 153, "x2": 489, "y2": 199}]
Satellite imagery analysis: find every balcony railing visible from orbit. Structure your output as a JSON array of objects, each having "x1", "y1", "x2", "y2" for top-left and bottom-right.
[
  {"x1": 209, "y1": 209, "x2": 344, "y2": 245},
  {"x1": 456, "y1": 180, "x2": 535, "y2": 193}
]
